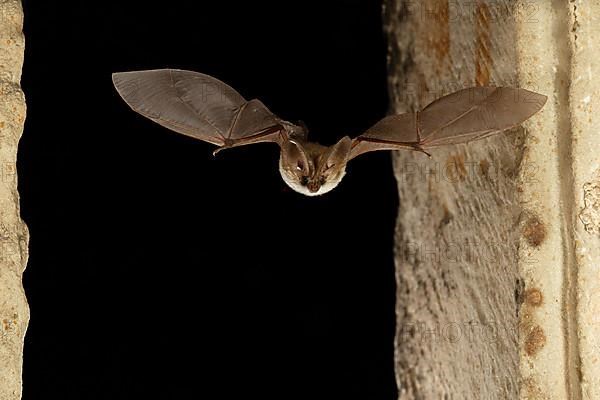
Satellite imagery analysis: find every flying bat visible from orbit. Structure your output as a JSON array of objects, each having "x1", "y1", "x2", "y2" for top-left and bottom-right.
[{"x1": 112, "y1": 69, "x2": 547, "y2": 196}]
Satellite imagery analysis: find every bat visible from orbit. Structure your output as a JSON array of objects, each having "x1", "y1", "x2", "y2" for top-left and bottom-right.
[{"x1": 112, "y1": 69, "x2": 547, "y2": 196}]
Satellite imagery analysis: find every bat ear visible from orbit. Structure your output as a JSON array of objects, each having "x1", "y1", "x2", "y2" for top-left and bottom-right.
[
  {"x1": 282, "y1": 139, "x2": 310, "y2": 173},
  {"x1": 326, "y1": 136, "x2": 352, "y2": 169}
]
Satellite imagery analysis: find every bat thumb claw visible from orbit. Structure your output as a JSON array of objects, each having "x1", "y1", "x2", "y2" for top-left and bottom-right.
[{"x1": 213, "y1": 139, "x2": 236, "y2": 157}]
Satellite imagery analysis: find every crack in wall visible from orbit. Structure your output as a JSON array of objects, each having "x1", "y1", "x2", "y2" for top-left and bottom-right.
[{"x1": 554, "y1": 1, "x2": 582, "y2": 399}]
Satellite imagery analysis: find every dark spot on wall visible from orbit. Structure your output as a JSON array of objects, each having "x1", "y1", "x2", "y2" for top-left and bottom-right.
[
  {"x1": 522, "y1": 377, "x2": 548, "y2": 399},
  {"x1": 446, "y1": 154, "x2": 467, "y2": 181},
  {"x1": 525, "y1": 325, "x2": 546, "y2": 356},
  {"x1": 515, "y1": 278, "x2": 525, "y2": 307},
  {"x1": 438, "y1": 205, "x2": 453, "y2": 229},
  {"x1": 524, "y1": 288, "x2": 543, "y2": 307},
  {"x1": 424, "y1": 0, "x2": 450, "y2": 68},
  {"x1": 572, "y1": 4, "x2": 579, "y2": 44},
  {"x1": 417, "y1": 72, "x2": 430, "y2": 105},
  {"x1": 522, "y1": 215, "x2": 546, "y2": 247},
  {"x1": 2, "y1": 316, "x2": 16, "y2": 334},
  {"x1": 479, "y1": 159, "x2": 490, "y2": 177},
  {"x1": 475, "y1": 2, "x2": 492, "y2": 86}
]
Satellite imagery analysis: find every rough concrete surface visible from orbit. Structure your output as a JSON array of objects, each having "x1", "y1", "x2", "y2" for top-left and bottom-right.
[
  {"x1": 0, "y1": 1, "x2": 29, "y2": 400},
  {"x1": 515, "y1": 2, "x2": 574, "y2": 399},
  {"x1": 386, "y1": 0, "x2": 599, "y2": 399},
  {"x1": 565, "y1": 2, "x2": 600, "y2": 400},
  {"x1": 385, "y1": 1, "x2": 522, "y2": 398}
]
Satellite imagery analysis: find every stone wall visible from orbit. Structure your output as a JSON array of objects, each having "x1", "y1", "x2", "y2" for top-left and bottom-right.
[
  {"x1": 0, "y1": 1, "x2": 29, "y2": 400},
  {"x1": 387, "y1": 1, "x2": 600, "y2": 398}
]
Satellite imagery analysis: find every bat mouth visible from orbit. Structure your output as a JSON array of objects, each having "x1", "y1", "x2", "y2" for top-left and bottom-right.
[
  {"x1": 279, "y1": 158, "x2": 347, "y2": 196},
  {"x1": 307, "y1": 181, "x2": 321, "y2": 193}
]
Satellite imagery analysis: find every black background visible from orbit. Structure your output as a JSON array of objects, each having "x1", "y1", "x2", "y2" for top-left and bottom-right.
[{"x1": 20, "y1": 1, "x2": 397, "y2": 399}]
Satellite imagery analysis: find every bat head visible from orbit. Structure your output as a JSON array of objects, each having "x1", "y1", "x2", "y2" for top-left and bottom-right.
[{"x1": 279, "y1": 136, "x2": 352, "y2": 196}]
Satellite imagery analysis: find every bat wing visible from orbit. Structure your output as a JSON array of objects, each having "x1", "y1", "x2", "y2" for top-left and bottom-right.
[
  {"x1": 349, "y1": 86, "x2": 547, "y2": 160},
  {"x1": 112, "y1": 69, "x2": 288, "y2": 153}
]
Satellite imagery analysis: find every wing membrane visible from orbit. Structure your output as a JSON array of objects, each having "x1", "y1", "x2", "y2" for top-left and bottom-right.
[
  {"x1": 419, "y1": 87, "x2": 546, "y2": 147},
  {"x1": 349, "y1": 112, "x2": 419, "y2": 159},
  {"x1": 350, "y1": 86, "x2": 547, "y2": 159},
  {"x1": 112, "y1": 69, "x2": 285, "y2": 148}
]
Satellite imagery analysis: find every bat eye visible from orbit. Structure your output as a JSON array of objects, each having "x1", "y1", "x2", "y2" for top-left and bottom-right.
[
  {"x1": 296, "y1": 161, "x2": 304, "y2": 171},
  {"x1": 319, "y1": 176, "x2": 326, "y2": 185},
  {"x1": 300, "y1": 176, "x2": 309, "y2": 186}
]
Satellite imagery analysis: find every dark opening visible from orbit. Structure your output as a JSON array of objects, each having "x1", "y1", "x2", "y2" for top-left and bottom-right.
[{"x1": 20, "y1": 1, "x2": 397, "y2": 398}]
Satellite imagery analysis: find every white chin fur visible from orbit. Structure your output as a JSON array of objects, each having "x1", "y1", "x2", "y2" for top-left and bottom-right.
[{"x1": 279, "y1": 159, "x2": 345, "y2": 196}]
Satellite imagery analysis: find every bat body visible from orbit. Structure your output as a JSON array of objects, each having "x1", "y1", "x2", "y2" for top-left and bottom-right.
[{"x1": 112, "y1": 69, "x2": 547, "y2": 196}]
